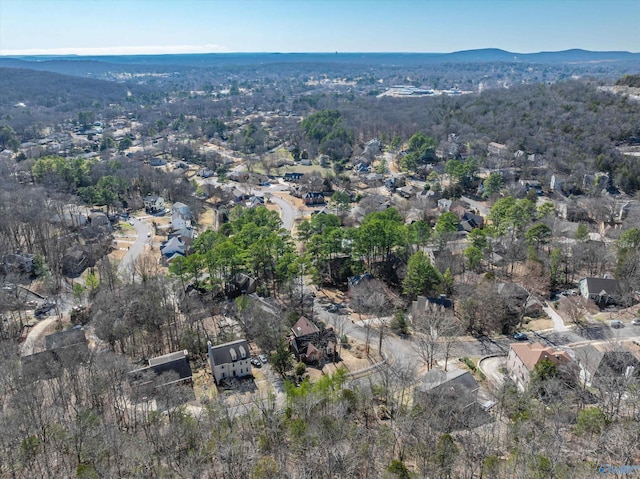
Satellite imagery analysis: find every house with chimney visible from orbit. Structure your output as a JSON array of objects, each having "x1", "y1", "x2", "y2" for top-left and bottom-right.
[
  {"x1": 507, "y1": 342, "x2": 571, "y2": 391},
  {"x1": 290, "y1": 328, "x2": 337, "y2": 365},
  {"x1": 291, "y1": 316, "x2": 320, "y2": 338}
]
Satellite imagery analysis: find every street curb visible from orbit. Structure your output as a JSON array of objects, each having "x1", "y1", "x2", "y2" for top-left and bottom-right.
[{"x1": 477, "y1": 353, "x2": 507, "y2": 379}]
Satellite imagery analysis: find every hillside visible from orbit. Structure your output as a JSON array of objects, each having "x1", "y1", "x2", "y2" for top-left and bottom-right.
[{"x1": 0, "y1": 68, "x2": 135, "y2": 109}]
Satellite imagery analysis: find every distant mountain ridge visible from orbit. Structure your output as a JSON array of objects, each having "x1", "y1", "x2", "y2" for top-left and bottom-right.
[
  {"x1": 447, "y1": 48, "x2": 640, "y2": 63},
  {"x1": 1, "y1": 49, "x2": 638, "y2": 77}
]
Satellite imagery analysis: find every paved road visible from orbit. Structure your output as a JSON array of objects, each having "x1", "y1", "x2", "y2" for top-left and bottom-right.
[
  {"x1": 20, "y1": 315, "x2": 59, "y2": 355},
  {"x1": 267, "y1": 193, "x2": 298, "y2": 231},
  {"x1": 461, "y1": 195, "x2": 490, "y2": 216},
  {"x1": 20, "y1": 293, "x2": 75, "y2": 356},
  {"x1": 117, "y1": 217, "x2": 151, "y2": 278},
  {"x1": 543, "y1": 301, "x2": 569, "y2": 332}
]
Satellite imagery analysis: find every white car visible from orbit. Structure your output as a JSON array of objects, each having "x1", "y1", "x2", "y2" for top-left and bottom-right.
[{"x1": 632, "y1": 319, "x2": 640, "y2": 326}]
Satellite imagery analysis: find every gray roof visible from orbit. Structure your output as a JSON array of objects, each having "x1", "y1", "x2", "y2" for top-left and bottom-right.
[
  {"x1": 574, "y1": 344, "x2": 639, "y2": 380},
  {"x1": 581, "y1": 277, "x2": 620, "y2": 296},
  {"x1": 44, "y1": 328, "x2": 87, "y2": 350},
  {"x1": 146, "y1": 350, "x2": 192, "y2": 381},
  {"x1": 208, "y1": 339, "x2": 250, "y2": 366},
  {"x1": 416, "y1": 368, "x2": 479, "y2": 397}
]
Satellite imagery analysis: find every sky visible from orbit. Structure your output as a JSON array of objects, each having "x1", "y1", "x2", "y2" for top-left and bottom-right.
[{"x1": 1, "y1": 0, "x2": 639, "y2": 56}]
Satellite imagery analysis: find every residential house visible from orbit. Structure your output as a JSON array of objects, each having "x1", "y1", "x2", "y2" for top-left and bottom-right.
[
  {"x1": 129, "y1": 350, "x2": 194, "y2": 407},
  {"x1": 44, "y1": 328, "x2": 88, "y2": 351},
  {"x1": 284, "y1": 172, "x2": 304, "y2": 182},
  {"x1": 507, "y1": 342, "x2": 571, "y2": 391},
  {"x1": 417, "y1": 188, "x2": 441, "y2": 205},
  {"x1": 290, "y1": 328, "x2": 337, "y2": 365},
  {"x1": 364, "y1": 173, "x2": 384, "y2": 185},
  {"x1": 413, "y1": 368, "x2": 491, "y2": 431},
  {"x1": 147, "y1": 350, "x2": 193, "y2": 384},
  {"x1": 519, "y1": 179, "x2": 543, "y2": 196},
  {"x1": 61, "y1": 247, "x2": 88, "y2": 278},
  {"x1": 56, "y1": 204, "x2": 90, "y2": 227},
  {"x1": 574, "y1": 343, "x2": 640, "y2": 388},
  {"x1": 437, "y1": 198, "x2": 453, "y2": 211},
  {"x1": 171, "y1": 202, "x2": 194, "y2": 239},
  {"x1": 385, "y1": 177, "x2": 397, "y2": 192},
  {"x1": 556, "y1": 201, "x2": 589, "y2": 222},
  {"x1": 488, "y1": 142, "x2": 508, "y2": 156},
  {"x1": 22, "y1": 327, "x2": 90, "y2": 381},
  {"x1": 291, "y1": 316, "x2": 320, "y2": 338},
  {"x1": 160, "y1": 237, "x2": 187, "y2": 262},
  {"x1": 149, "y1": 157, "x2": 167, "y2": 167},
  {"x1": 144, "y1": 195, "x2": 165, "y2": 214},
  {"x1": 411, "y1": 295, "x2": 453, "y2": 318},
  {"x1": 246, "y1": 195, "x2": 265, "y2": 208},
  {"x1": 353, "y1": 162, "x2": 370, "y2": 174},
  {"x1": 458, "y1": 211, "x2": 484, "y2": 233},
  {"x1": 578, "y1": 277, "x2": 620, "y2": 305},
  {"x1": 583, "y1": 172, "x2": 611, "y2": 192},
  {"x1": 550, "y1": 174, "x2": 574, "y2": 196},
  {"x1": 226, "y1": 272, "x2": 257, "y2": 297},
  {"x1": 1, "y1": 252, "x2": 35, "y2": 275},
  {"x1": 207, "y1": 339, "x2": 252, "y2": 384},
  {"x1": 197, "y1": 168, "x2": 215, "y2": 178},
  {"x1": 171, "y1": 202, "x2": 192, "y2": 220},
  {"x1": 396, "y1": 185, "x2": 415, "y2": 199},
  {"x1": 227, "y1": 171, "x2": 249, "y2": 183},
  {"x1": 303, "y1": 192, "x2": 325, "y2": 206},
  {"x1": 88, "y1": 212, "x2": 112, "y2": 229}
]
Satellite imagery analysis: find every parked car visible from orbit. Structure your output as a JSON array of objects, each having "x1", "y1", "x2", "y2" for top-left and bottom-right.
[
  {"x1": 513, "y1": 332, "x2": 528, "y2": 341},
  {"x1": 259, "y1": 354, "x2": 268, "y2": 364},
  {"x1": 632, "y1": 319, "x2": 640, "y2": 326},
  {"x1": 35, "y1": 301, "x2": 56, "y2": 317},
  {"x1": 610, "y1": 319, "x2": 624, "y2": 329},
  {"x1": 251, "y1": 358, "x2": 262, "y2": 367}
]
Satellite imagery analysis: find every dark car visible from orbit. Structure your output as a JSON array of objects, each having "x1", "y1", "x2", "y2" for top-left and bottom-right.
[
  {"x1": 513, "y1": 332, "x2": 528, "y2": 341},
  {"x1": 251, "y1": 358, "x2": 262, "y2": 368},
  {"x1": 34, "y1": 301, "x2": 56, "y2": 317}
]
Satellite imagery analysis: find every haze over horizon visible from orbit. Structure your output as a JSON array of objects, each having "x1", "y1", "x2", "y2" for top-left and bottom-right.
[{"x1": 1, "y1": 0, "x2": 639, "y2": 56}]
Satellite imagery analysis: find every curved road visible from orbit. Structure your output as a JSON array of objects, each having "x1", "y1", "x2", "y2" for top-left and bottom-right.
[{"x1": 267, "y1": 193, "x2": 298, "y2": 231}]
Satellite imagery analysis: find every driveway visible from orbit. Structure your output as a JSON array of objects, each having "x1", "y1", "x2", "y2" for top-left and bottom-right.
[
  {"x1": 117, "y1": 217, "x2": 151, "y2": 277},
  {"x1": 543, "y1": 301, "x2": 569, "y2": 332},
  {"x1": 478, "y1": 356, "x2": 507, "y2": 389}
]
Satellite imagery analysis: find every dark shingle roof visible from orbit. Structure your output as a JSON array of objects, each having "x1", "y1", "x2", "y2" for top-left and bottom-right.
[
  {"x1": 44, "y1": 328, "x2": 87, "y2": 350},
  {"x1": 582, "y1": 277, "x2": 620, "y2": 296},
  {"x1": 208, "y1": 339, "x2": 250, "y2": 366},
  {"x1": 147, "y1": 350, "x2": 193, "y2": 381}
]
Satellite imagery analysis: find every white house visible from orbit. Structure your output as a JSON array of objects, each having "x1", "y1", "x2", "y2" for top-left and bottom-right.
[{"x1": 207, "y1": 339, "x2": 252, "y2": 384}]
